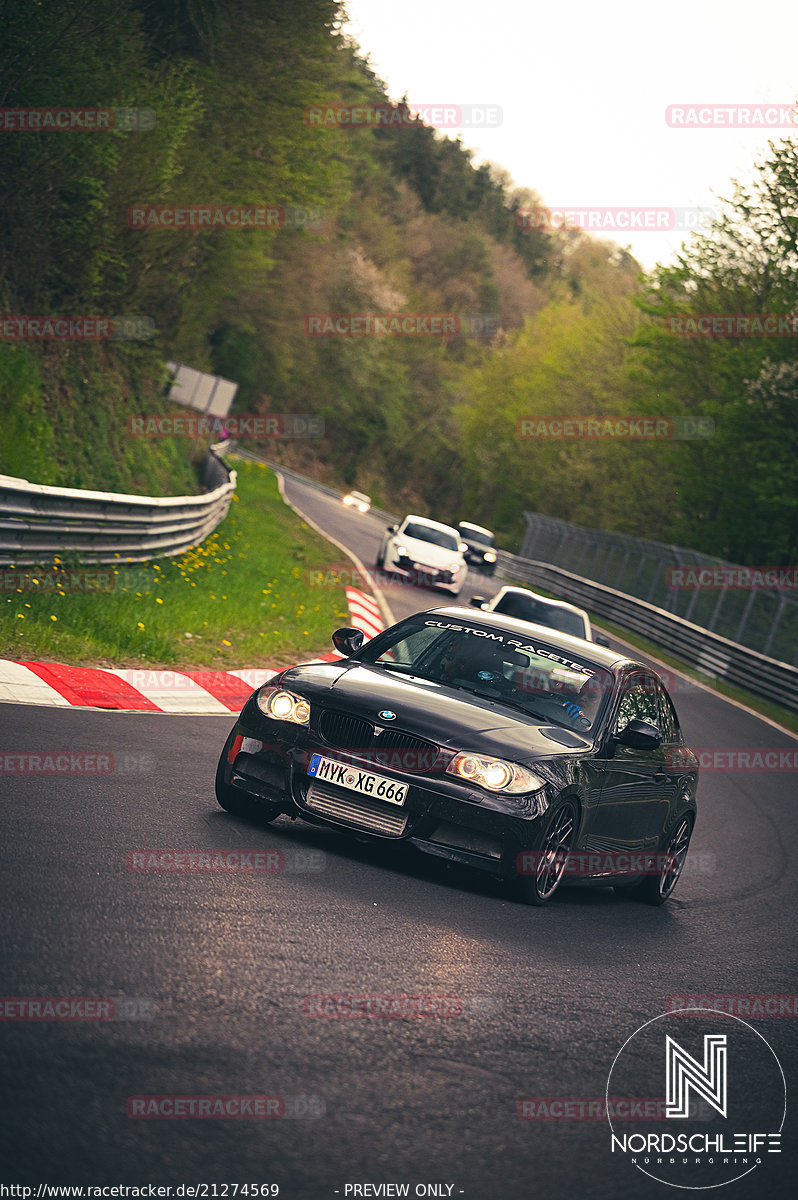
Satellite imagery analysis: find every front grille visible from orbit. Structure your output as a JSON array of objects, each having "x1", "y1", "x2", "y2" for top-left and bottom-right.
[
  {"x1": 317, "y1": 710, "x2": 372, "y2": 750},
  {"x1": 305, "y1": 780, "x2": 409, "y2": 836},
  {"x1": 318, "y1": 709, "x2": 437, "y2": 760}
]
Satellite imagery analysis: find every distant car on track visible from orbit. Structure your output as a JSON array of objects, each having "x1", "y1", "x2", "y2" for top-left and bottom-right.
[
  {"x1": 472, "y1": 585, "x2": 611, "y2": 646},
  {"x1": 342, "y1": 490, "x2": 372, "y2": 513},
  {"x1": 215, "y1": 606, "x2": 698, "y2": 906},
  {"x1": 376, "y1": 514, "x2": 467, "y2": 595},
  {"x1": 457, "y1": 521, "x2": 498, "y2": 576}
]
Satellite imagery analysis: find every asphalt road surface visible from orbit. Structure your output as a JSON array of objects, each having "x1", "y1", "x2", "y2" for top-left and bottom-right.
[{"x1": 1, "y1": 469, "x2": 797, "y2": 1199}]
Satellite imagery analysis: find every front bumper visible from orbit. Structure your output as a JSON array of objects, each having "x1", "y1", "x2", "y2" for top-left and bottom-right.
[
  {"x1": 389, "y1": 553, "x2": 462, "y2": 589},
  {"x1": 220, "y1": 713, "x2": 549, "y2": 879}
]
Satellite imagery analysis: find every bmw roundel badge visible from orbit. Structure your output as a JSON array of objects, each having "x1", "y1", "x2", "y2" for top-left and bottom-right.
[{"x1": 378, "y1": 709, "x2": 396, "y2": 721}]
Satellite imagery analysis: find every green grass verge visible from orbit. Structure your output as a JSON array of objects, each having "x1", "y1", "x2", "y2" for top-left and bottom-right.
[
  {"x1": 0, "y1": 341, "x2": 202, "y2": 496},
  {"x1": 502, "y1": 576, "x2": 798, "y2": 736},
  {"x1": 0, "y1": 458, "x2": 351, "y2": 669}
]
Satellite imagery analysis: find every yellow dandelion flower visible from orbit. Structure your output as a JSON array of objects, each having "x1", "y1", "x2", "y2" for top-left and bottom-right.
[
  {"x1": 155, "y1": 597, "x2": 163, "y2": 604},
  {"x1": 137, "y1": 622, "x2": 145, "y2": 630},
  {"x1": 50, "y1": 615, "x2": 57, "y2": 621},
  {"x1": 222, "y1": 639, "x2": 231, "y2": 646},
  {"x1": 16, "y1": 613, "x2": 24, "y2": 619}
]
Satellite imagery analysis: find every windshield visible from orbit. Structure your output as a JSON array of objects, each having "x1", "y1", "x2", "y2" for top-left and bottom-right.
[
  {"x1": 459, "y1": 525, "x2": 494, "y2": 547},
  {"x1": 358, "y1": 619, "x2": 611, "y2": 731},
  {"x1": 402, "y1": 522, "x2": 459, "y2": 550},
  {"x1": 493, "y1": 593, "x2": 587, "y2": 639}
]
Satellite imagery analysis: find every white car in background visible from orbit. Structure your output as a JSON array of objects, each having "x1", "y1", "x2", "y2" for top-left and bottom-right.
[
  {"x1": 377, "y1": 514, "x2": 467, "y2": 595},
  {"x1": 471, "y1": 585, "x2": 611, "y2": 646},
  {"x1": 342, "y1": 490, "x2": 372, "y2": 513}
]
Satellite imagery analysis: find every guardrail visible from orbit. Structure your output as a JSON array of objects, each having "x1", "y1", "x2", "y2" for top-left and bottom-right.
[
  {"x1": 494, "y1": 551, "x2": 798, "y2": 716},
  {"x1": 0, "y1": 445, "x2": 236, "y2": 566}
]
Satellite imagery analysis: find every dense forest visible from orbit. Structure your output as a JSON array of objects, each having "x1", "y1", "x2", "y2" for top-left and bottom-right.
[{"x1": 1, "y1": 0, "x2": 796, "y2": 562}]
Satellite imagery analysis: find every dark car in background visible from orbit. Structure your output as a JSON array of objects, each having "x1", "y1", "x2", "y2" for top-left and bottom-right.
[
  {"x1": 457, "y1": 521, "x2": 498, "y2": 575},
  {"x1": 215, "y1": 608, "x2": 698, "y2": 906}
]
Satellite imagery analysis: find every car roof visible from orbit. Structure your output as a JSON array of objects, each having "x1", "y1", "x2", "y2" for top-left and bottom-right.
[
  {"x1": 493, "y1": 585, "x2": 590, "y2": 621},
  {"x1": 347, "y1": 490, "x2": 370, "y2": 500},
  {"x1": 401, "y1": 514, "x2": 461, "y2": 536},
  {"x1": 457, "y1": 521, "x2": 494, "y2": 536},
  {"x1": 423, "y1": 606, "x2": 628, "y2": 669}
]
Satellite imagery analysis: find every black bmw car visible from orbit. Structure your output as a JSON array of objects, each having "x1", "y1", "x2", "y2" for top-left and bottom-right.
[{"x1": 215, "y1": 608, "x2": 699, "y2": 906}]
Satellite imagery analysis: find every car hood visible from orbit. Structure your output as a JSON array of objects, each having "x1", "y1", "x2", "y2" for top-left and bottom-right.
[{"x1": 281, "y1": 661, "x2": 591, "y2": 761}]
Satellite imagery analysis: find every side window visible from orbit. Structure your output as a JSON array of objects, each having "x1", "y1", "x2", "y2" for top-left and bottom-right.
[
  {"x1": 657, "y1": 685, "x2": 679, "y2": 743},
  {"x1": 615, "y1": 673, "x2": 660, "y2": 734}
]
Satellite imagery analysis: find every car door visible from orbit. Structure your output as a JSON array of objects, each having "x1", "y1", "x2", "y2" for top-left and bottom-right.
[{"x1": 584, "y1": 670, "x2": 678, "y2": 855}]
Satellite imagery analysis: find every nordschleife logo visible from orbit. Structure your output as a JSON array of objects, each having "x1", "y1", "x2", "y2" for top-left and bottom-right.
[{"x1": 606, "y1": 1012, "x2": 785, "y2": 1189}]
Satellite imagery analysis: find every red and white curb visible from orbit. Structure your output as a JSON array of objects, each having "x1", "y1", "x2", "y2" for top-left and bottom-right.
[{"x1": 0, "y1": 587, "x2": 384, "y2": 714}]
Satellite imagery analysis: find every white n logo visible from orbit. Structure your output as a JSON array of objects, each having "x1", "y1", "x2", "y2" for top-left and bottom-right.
[{"x1": 665, "y1": 1034, "x2": 727, "y2": 1119}]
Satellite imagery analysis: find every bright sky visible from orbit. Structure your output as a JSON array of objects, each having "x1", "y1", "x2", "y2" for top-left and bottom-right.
[{"x1": 341, "y1": 0, "x2": 798, "y2": 270}]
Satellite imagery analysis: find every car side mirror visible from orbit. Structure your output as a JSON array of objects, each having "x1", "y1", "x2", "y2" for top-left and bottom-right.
[
  {"x1": 470, "y1": 595, "x2": 488, "y2": 608},
  {"x1": 386, "y1": 524, "x2": 398, "y2": 534},
  {"x1": 595, "y1": 634, "x2": 611, "y2": 648},
  {"x1": 615, "y1": 719, "x2": 662, "y2": 751},
  {"x1": 332, "y1": 627, "x2": 365, "y2": 657}
]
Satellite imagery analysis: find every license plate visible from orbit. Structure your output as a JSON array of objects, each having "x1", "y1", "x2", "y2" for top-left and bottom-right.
[{"x1": 307, "y1": 754, "x2": 408, "y2": 805}]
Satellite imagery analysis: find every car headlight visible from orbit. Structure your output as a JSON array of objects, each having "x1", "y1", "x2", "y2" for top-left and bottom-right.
[
  {"x1": 484, "y1": 551, "x2": 497, "y2": 563},
  {"x1": 256, "y1": 686, "x2": 310, "y2": 725},
  {"x1": 395, "y1": 543, "x2": 409, "y2": 557},
  {"x1": 449, "y1": 561, "x2": 462, "y2": 573},
  {"x1": 445, "y1": 752, "x2": 545, "y2": 794}
]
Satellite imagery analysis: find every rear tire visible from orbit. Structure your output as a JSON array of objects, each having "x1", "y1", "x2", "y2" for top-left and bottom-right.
[
  {"x1": 515, "y1": 798, "x2": 579, "y2": 906},
  {"x1": 634, "y1": 815, "x2": 694, "y2": 905},
  {"x1": 215, "y1": 731, "x2": 282, "y2": 823}
]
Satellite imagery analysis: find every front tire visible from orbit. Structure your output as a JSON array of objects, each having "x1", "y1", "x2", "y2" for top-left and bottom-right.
[
  {"x1": 215, "y1": 732, "x2": 282, "y2": 823},
  {"x1": 515, "y1": 798, "x2": 579, "y2": 906},
  {"x1": 635, "y1": 814, "x2": 694, "y2": 905}
]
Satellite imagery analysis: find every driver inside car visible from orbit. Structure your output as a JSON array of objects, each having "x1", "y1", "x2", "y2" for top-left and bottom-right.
[{"x1": 440, "y1": 638, "x2": 514, "y2": 691}]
